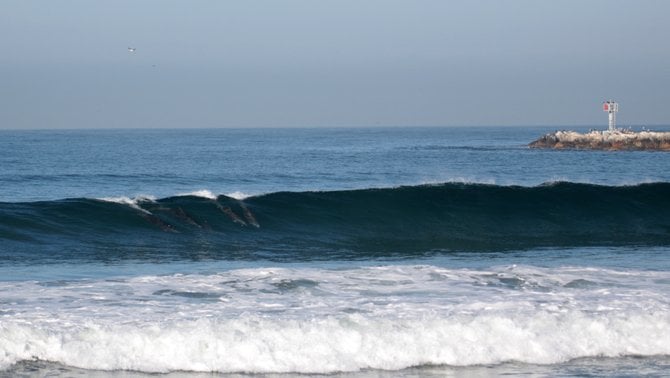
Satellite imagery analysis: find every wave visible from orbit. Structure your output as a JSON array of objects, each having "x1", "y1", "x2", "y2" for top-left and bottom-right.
[
  {"x1": 1, "y1": 182, "x2": 669, "y2": 262},
  {"x1": 1, "y1": 265, "x2": 669, "y2": 373},
  {"x1": 3, "y1": 310, "x2": 669, "y2": 373}
]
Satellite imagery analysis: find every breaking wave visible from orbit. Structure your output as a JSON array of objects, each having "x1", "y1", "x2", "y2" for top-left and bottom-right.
[
  {"x1": 3, "y1": 311, "x2": 668, "y2": 373},
  {"x1": 1, "y1": 265, "x2": 669, "y2": 373},
  {"x1": 1, "y1": 182, "x2": 669, "y2": 262}
]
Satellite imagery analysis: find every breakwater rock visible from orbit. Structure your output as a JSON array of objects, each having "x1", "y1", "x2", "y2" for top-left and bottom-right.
[{"x1": 529, "y1": 130, "x2": 670, "y2": 151}]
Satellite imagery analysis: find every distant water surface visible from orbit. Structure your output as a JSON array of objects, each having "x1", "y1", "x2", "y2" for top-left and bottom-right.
[{"x1": 2, "y1": 126, "x2": 670, "y2": 202}]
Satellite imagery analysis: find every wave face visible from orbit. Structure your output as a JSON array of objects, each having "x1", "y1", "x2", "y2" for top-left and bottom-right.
[{"x1": 1, "y1": 182, "x2": 670, "y2": 262}]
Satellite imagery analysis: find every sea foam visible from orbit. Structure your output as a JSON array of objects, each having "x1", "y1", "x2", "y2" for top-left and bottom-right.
[
  {"x1": 177, "y1": 190, "x2": 218, "y2": 200},
  {"x1": 1, "y1": 265, "x2": 669, "y2": 373},
  {"x1": 97, "y1": 195, "x2": 156, "y2": 214},
  {"x1": 1, "y1": 309, "x2": 669, "y2": 373}
]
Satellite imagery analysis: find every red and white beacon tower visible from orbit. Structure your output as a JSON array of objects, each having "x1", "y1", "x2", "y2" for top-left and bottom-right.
[{"x1": 603, "y1": 100, "x2": 619, "y2": 132}]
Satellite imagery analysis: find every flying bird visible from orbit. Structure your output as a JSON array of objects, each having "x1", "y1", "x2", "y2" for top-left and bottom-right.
[{"x1": 127, "y1": 47, "x2": 136, "y2": 53}]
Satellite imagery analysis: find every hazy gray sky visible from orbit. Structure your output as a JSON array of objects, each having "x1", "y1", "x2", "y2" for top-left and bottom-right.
[{"x1": 2, "y1": 0, "x2": 669, "y2": 128}]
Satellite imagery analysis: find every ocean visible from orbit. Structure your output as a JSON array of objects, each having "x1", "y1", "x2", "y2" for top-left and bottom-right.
[{"x1": 1, "y1": 126, "x2": 670, "y2": 377}]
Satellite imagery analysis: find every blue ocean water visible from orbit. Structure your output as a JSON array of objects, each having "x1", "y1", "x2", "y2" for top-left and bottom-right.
[{"x1": 1, "y1": 126, "x2": 670, "y2": 377}]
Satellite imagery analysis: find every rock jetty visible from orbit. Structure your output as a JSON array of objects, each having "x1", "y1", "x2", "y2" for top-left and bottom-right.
[{"x1": 529, "y1": 130, "x2": 670, "y2": 151}]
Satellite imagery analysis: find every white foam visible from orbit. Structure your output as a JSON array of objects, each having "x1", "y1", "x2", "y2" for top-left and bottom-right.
[
  {"x1": 2, "y1": 311, "x2": 668, "y2": 373},
  {"x1": 440, "y1": 177, "x2": 497, "y2": 185},
  {"x1": 177, "y1": 190, "x2": 218, "y2": 200},
  {"x1": 97, "y1": 195, "x2": 156, "y2": 214},
  {"x1": 225, "y1": 191, "x2": 254, "y2": 200},
  {"x1": 1, "y1": 265, "x2": 669, "y2": 373}
]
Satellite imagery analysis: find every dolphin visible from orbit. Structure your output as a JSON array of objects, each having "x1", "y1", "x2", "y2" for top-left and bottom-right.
[
  {"x1": 216, "y1": 203, "x2": 247, "y2": 226},
  {"x1": 239, "y1": 202, "x2": 260, "y2": 228}
]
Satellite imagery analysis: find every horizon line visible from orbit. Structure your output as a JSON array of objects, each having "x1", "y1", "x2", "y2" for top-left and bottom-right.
[{"x1": 2, "y1": 124, "x2": 669, "y2": 132}]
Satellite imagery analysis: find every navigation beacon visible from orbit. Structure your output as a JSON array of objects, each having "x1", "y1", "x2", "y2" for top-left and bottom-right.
[{"x1": 603, "y1": 100, "x2": 619, "y2": 132}]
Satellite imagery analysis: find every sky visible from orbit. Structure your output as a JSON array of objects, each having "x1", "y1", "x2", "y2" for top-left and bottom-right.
[{"x1": 1, "y1": 0, "x2": 669, "y2": 129}]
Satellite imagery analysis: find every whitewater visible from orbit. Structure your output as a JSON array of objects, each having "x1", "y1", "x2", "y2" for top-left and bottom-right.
[
  {"x1": 1, "y1": 127, "x2": 670, "y2": 377},
  {"x1": 3, "y1": 265, "x2": 670, "y2": 373}
]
